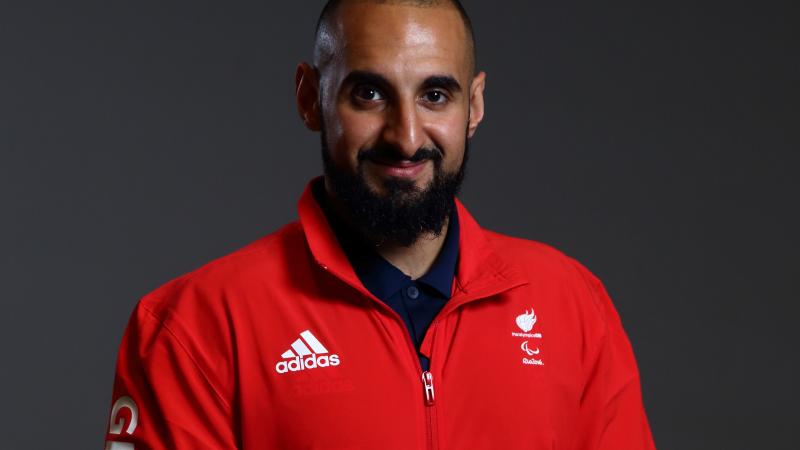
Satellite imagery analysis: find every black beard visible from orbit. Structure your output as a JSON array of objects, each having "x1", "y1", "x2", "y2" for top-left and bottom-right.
[{"x1": 321, "y1": 129, "x2": 469, "y2": 247}]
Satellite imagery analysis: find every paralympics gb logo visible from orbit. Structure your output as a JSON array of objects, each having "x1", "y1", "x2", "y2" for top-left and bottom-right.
[{"x1": 511, "y1": 307, "x2": 544, "y2": 366}]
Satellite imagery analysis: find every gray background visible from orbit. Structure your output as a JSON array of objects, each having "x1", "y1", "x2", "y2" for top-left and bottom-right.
[{"x1": 1, "y1": 1, "x2": 798, "y2": 449}]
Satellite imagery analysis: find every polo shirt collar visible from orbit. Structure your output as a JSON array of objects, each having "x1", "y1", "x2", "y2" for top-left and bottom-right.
[{"x1": 350, "y1": 208, "x2": 459, "y2": 300}]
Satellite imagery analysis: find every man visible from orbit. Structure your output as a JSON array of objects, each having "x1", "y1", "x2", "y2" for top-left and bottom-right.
[{"x1": 105, "y1": 1, "x2": 656, "y2": 449}]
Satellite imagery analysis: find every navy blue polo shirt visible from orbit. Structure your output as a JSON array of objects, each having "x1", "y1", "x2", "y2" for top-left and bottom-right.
[{"x1": 313, "y1": 184, "x2": 459, "y2": 372}]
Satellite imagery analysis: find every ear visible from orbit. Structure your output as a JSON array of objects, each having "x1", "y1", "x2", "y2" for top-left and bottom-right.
[
  {"x1": 295, "y1": 62, "x2": 322, "y2": 131},
  {"x1": 467, "y1": 71, "x2": 486, "y2": 138}
]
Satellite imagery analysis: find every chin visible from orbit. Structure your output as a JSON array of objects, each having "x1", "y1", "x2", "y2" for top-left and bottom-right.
[{"x1": 386, "y1": 175, "x2": 433, "y2": 194}]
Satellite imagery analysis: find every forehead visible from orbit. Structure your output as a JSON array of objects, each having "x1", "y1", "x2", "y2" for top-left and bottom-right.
[{"x1": 331, "y1": 2, "x2": 470, "y2": 80}]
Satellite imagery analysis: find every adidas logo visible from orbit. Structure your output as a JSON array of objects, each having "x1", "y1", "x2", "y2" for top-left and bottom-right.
[{"x1": 275, "y1": 329, "x2": 341, "y2": 374}]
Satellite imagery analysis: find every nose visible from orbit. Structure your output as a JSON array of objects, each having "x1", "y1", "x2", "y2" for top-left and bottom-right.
[{"x1": 381, "y1": 99, "x2": 426, "y2": 159}]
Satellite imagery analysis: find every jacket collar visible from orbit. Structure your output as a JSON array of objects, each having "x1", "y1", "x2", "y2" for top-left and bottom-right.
[{"x1": 297, "y1": 176, "x2": 529, "y2": 307}]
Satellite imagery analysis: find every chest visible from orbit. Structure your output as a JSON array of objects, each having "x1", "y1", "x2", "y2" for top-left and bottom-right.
[{"x1": 231, "y1": 284, "x2": 583, "y2": 449}]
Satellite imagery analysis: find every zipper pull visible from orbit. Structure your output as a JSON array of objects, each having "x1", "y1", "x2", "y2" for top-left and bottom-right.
[{"x1": 421, "y1": 371, "x2": 435, "y2": 406}]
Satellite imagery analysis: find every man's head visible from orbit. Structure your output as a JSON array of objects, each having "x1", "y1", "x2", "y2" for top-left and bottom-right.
[{"x1": 295, "y1": 0, "x2": 486, "y2": 246}]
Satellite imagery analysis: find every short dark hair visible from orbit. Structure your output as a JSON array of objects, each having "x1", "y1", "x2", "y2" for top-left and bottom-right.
[{"x1": 313, "y1": 0, "x2": 477, "y2": 74}]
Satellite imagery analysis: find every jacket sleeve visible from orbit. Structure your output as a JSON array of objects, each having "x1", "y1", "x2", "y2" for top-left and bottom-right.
[
  {"x1": 103, "y1": 300, "x2": 238, "y2": 450},
  {"x1": 573, "y1": 265, "x2": 657, "y2": 450}
]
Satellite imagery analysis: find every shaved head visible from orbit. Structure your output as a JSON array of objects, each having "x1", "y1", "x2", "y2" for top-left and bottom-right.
[{"x1": 313, "y1": 0, "x2": 476, "y2": 75}]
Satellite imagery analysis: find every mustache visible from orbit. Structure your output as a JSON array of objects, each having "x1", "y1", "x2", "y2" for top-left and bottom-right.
[{"x1": 357, "y1": 144, "x2": 443, "y2": 165}]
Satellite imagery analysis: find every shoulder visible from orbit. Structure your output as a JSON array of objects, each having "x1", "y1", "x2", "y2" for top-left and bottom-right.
[
  {"x1": 483, "y1": 229, "x2": 589, "y2": 278},
  {"x1": 114, "y1": 224, "x2": 308, "y2": 405},
  {"x1": 136, "y1": 221, "x2": 306, "y2": 325},
  {"x1": 483, "y1": 228, "x2": 610, "y2": 320}
]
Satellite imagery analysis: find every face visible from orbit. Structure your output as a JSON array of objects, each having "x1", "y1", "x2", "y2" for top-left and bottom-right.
[{"x1": 296, "y1": 2, "x2": 486, "y2": 244}]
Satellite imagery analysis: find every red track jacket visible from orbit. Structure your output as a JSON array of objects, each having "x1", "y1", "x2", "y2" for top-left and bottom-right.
[{"x1": 105, "y1": 178, "x2": 656, "y2": 449}]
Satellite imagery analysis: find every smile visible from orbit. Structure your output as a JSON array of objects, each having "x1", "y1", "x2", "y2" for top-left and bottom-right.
[{"x1": 369, "y1": 159, "x2": 429, "y2": 179}]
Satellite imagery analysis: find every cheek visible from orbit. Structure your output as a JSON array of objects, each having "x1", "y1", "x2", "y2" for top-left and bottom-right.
[
  {"x1": 427, "y1": 114, "x2": 468, "y2": 171},
  {"x1": 326, "y1": 108, "x2": 383, "y2": 167}
]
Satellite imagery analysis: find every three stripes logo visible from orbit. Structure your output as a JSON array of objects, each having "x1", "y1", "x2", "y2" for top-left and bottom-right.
[{"x1": 275, "y1": 330, "x2": 341, "y2": 374}]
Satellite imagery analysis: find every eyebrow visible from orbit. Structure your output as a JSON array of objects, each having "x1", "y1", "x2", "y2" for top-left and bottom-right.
[
  {"x1": 420, "y1": 75, "x2": 462, "y2": 94},
  {"x1": 341, "y1": 70, "x2": 462, "y2": 94},
  {"x1": 341, "y1": 70, "x2": 391, "y2": 91}
]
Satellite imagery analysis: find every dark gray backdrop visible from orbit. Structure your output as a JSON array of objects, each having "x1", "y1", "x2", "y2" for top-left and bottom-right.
[{"x1": 1, "y1": 1, "x2": 798, "y2": 449}]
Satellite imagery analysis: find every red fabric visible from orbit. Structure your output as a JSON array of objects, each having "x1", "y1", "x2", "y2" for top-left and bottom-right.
[{"x1": 105, "y1": 176, "x2": 656, "y2": 449}]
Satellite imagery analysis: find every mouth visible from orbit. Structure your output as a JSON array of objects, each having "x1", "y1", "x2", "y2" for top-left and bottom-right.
[{"x1": 367, "y1": 158, "x2": 429, "y2": 179}]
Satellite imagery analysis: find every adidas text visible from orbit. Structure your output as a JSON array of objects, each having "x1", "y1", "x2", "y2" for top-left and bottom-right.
[{"x1": 275, "y1": 354, "x2": 340, "y2": 373}]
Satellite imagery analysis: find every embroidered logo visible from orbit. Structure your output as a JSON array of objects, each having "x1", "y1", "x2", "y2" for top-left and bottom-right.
[
  {"x1": 511, "y1": 308, "x2": 544, "y2": 366},
  {"x1": 521, "y1": 341, "x2": 540, "y2": 355},
  {"x1": 275, "y1": 330, "x2": 341, "y2": 374}
]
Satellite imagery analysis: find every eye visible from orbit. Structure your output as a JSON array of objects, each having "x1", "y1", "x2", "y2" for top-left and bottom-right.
[
  {"x1": 353, "y1": 85, "x2": 385, "y2": 102},
  {"x1": 422, "y1": 90, "x2": 448, "y2": 104}
]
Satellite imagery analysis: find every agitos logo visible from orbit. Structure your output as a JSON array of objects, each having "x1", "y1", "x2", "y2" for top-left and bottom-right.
[{"x1": 275, "y1": 330, "x2": 341, "y2": 374}]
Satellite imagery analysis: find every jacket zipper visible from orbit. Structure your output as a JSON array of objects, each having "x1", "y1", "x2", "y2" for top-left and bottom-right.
[
  {"x1": 421, "y1": 371, "x2": 435, "y2": 406},
  {"x1": 345, "y1": 283, "x2": 441, "y2": 450},
  {"x1": 419, "y1": 320, "x2": 439, "y2": 450},
  {"x1": 395, "y1": 310, "x2": 438, "y2": 450},
  {"x1": 422, "y1": 370, "x2": 436, "y2": 449}
]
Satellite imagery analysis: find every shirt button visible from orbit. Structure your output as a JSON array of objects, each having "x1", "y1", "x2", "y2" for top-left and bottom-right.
[{"x1": 407, "y1": 285, "x2": 419, "y2": 299}]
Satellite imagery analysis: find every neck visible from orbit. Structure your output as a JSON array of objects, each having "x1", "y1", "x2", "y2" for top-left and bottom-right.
[{"x1": 323, "y1": 182, "x2": 451, "y2": 280}]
